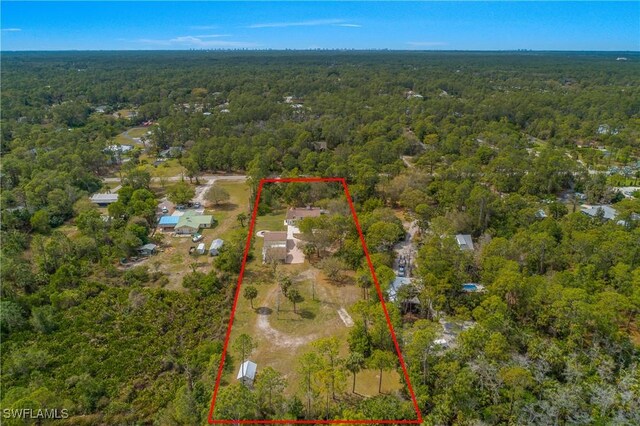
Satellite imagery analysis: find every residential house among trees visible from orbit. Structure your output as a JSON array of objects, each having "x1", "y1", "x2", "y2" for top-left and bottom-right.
[
  {"x1": 262, "y1": 231, "x2": 287, "y2": 263},
  {"x1": 174, "y1": 211, "x2": 214, "y2": 234},
  {"x1": 89, "y1": 193, "x2": 119, "y2": 206},
  {"x1": 284, "y1": 206, "x2": 323, "y2": 226},
  {"x1": 580, "y1": 204, "x2": 618, "y2": 220}
]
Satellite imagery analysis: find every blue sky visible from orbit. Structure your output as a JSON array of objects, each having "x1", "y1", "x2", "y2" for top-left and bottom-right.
[{"x1": 1, "y1": 2, "x2": 638, "y2": 51}]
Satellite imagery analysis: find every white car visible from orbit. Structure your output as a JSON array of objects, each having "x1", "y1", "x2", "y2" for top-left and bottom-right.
[{"x1": 191, "y1": 233, "x2": 203, "y2": 243}]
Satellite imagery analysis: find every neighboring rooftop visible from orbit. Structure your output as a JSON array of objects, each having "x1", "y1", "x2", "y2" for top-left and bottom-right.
[
  {"x1": 535, "y1": 209, "x2": 548, "y2": 219},
  {"x1": 455, "y1": 234, "x2": 474, "y2": 251},
  {"x1": 388, "y1": 277, "x2": 414, "y2": 302},
  {"x1": 285, "y1": 207, "x2": 323, "y2": 221},
  {"x1": 209, "y1": 239, "x2": 224, "y2": 250},
  {"x1": 158, "y1": 215, "x2": 180, "y2": 226},
  {"x1": 237, "y1": 360, "x2": 257, "y2": 381},
  {"x1": 263, "y1": 231, "x2": 288, "y2": 242},
  {"x1": 105, "y1": 144, "x2": 133, "y2": 153},
  {"x1": 176, "y1": 212, "x2": 214, "y2": 229},
  {"x1": 581, "y1": 204, "x2": 618, "y2": 220},
  {"x1": 90, "y1": 193, "x2": 119, "y2": 204}
]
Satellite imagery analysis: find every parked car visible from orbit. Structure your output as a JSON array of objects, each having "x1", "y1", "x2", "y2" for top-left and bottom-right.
[
  {"x1": 192, "y1": 233, "x2": 203, "y2": 242},
  {"x1": 194, "y1": 202, "x2": 201, "y2": 208},
  {"x1": 176, "y1": 204, "x2": 185, "y2": 210},
  {"x1": 161, "y1": 206, "x2": 169, "y2": 214}
]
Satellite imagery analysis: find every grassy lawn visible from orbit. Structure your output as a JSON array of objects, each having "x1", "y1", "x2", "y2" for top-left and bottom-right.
[
  {"x1": 112, "y1": 134, "x2": 131, "y2": 145},
  {"x1": 208, "y1": 181, "x2": 251, "y2": 242},
  {"x1": 138, "y1": 158, "x2": 186, "y2": 179},
  {"x1": 223, "y1": 262, "x2": 404, "y2": 399},
  {"x1": 253, "y1": 210, "x2": 286, "y2": 232},
  {"x1": 127, "y1": 127, "x2": 148, "y2": 138}
]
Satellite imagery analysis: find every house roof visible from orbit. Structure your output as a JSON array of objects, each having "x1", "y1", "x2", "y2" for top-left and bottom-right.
[
  {"x1": 455, "y1": 234, "x2": 474, "y2": 251},
  {"x1": 285, "y1": 207, "x2": 323, "y2": 221},
  {"x1": 106, "y1": 144, "x2": 133, "y2": 153},
  {"x1": 210, "y1": 239, "x2": 224, "y2": 250},
  {"x1": 264, "y1": 246, "x2": 287, "y2": 261},
  {"x1": 237, "y1": 361, "x2": 257, "y2": 380},
  {"x1": 263, "y1": 231, "x2": 287, "y2": 242},
  {"x1": 90, "y1": 193, "x2": 119, "y2": 203},
  {"x1": 581, "y1": 205, "x2": 618, "y2": 220},
  {"x1": 158, "y1": 216, "x2": 180, "y2": 226},
  {"x1": 388, "y1": 277, "x2": 414, "y2": 302},
  {"x1": 139, "y1": 243, "x2": 157, "y2": 251},
  {"x1": 176, "y1": 214, "x2": 213, "y2": 229}
]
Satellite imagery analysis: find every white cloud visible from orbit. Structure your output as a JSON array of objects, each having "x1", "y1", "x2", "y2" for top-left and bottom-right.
[
  {"x1": 135, "y1": 36, "x2": 258, "y2": 48},
  {"x1": 335, "y1": 24, "x2": 362, "y2": 28},
  {"x1": 2, "y1": 28, "x2": 22, "y2": 32},
  {"x1": 193, "y1": 34, "x2": 231, "y2": 39},
  {"x1": 248, "y1": 19, "x2": 346, "y2": 29},
  {"x1": 189, "y1": 25, "x2": 218, "y2": 30},
  {"x1": 407, "y1": 41, "x2": 448, "y2": 47}
]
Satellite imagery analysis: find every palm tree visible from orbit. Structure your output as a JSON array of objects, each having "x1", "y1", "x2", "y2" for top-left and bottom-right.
[
  {"x1": 236, "y1": 212, "x2": 248, "y2": 227},
  {"x1": 287, "y1": 288, "x2": 304, "y2": 313},
  {"x1": 243, "y1": 286, "x2": 258, "y2": 309}
]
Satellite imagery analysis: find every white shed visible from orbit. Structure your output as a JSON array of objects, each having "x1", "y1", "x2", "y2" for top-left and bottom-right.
[
  {"x1": 196, "y1": 243, "x2": 205, "y2": 255},
  {"x1": 209, "y1": 239, "x2": 224, "y2": 256},
  {"x1": 237, "y1": 360, "x2": 257, "y2": 387}
]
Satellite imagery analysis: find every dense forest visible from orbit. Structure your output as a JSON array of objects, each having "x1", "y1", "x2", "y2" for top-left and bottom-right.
[{"x1": 1, "y1": 51, "x2": 639, "y2": 424}]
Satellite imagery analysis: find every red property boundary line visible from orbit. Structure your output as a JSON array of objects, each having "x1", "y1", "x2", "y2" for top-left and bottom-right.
[{"x1": 208, "y1": 177, "x2": 423, "y2": 424}]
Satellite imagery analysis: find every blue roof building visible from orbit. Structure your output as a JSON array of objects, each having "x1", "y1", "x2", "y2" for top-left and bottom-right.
[{"x1": 158, "y1": 215, "x2": 180, "y2": 230}]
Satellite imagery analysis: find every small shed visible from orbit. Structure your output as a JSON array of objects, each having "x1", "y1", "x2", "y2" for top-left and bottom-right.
[
  {"x1": 196, "y1": 243, "x2": 206, "y2": 255},
  {"x1": 237, "y1": 360, "x2": 257, "y2": 387},
  {"x1": 455, "y1": 234, "x2": 474, "y2": 251},
  {"x1": 209, "y1": 239, "x2": 224, "y2": 256},
  {"x1": 137, "y1": 243, "x2": 157, "y2": 256}
]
